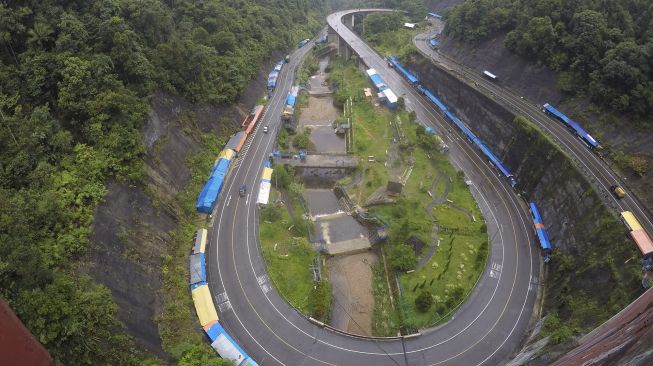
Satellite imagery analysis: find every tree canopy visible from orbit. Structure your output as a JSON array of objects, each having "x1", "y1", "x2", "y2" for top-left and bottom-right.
[
  {"x1": 0, "y1": 0, "x2": 324, "y2": 364},
  {"x1": 445, "y1": 0, "x2": 653, "y2": 118}
]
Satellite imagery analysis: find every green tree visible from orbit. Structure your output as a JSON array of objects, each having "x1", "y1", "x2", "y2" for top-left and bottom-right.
[
  {"x1": 27, "y1": 21, "x2": 53, "y2": 48},
  {"x1": 363, "y1": 13, "x2": 403, "y2": 36},
  {"x1": 415, "y1": 291, "x2": 433, "y2": 312},
  {"x1": 272, "y1": 164, "x2": 293, "y2": 190},
  {"x1": 177, "y1": 343, "x2": 234, "y2": 366},
  {"x1": 389, "y1": 243, "x2": 417, "y2": 271}
]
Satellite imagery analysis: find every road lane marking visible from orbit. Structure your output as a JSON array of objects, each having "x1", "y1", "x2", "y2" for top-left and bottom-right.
[{"x1": 211, "y1": 13, "x2": 538, "y2": 365}]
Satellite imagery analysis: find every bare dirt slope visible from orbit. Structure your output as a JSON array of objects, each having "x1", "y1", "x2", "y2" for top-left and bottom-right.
[
  {"x1": 438, "y1": 28, "x2": 653, "y2": 215},
  {"x1": 328, "y1": 252, "x2": 378, "y2": 336},
  {"x1": 84, "y1": 57, "x2": 276, "y2": 358}
]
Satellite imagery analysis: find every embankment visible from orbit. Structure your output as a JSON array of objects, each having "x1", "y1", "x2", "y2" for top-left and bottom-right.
[
  {"x1": 84, "y1": 62, "x2": 273, "y2": 359},
  {"x1": 404, "y1": 50, "x2": 643, "y2": 340}
]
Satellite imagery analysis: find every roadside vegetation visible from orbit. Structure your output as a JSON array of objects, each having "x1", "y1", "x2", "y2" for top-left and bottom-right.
[
  {"x1": 328, "y1": 58, "x2": 488, "y2": 334},
  {"x1": 446, "y1": 0, "x2": 653, "y2": 122},
  {"x1": 298, "y1": 50, "x2": 320, "y2": 86},
  {"x1": 0, "y1": 0, "x2": 324, "y2": 363},
  {"x1": 359, "y1": 12, "x2": 423, "y2": 58},
  {"x1": 157, "y1": 131, "x2": 223, "y2": 358},
  {"x1": 512, "y1": 115, "x2": 642, "y2": 343},
  {"x1": 258, "y1": 166, "x2": 332, "y2": 322},
  {"x1": 161, "y1": 131, "x2": 233, "y2": 364}
]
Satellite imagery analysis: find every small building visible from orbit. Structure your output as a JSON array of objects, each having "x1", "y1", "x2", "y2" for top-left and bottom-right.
[
  {"x1": 387, "y1": 181, "x2": 403, "y2": 197},
  {"x1": 404, "y1": 22, "x2": 417, "y2": 29},
  {"x1": 378, "y1": 89, "x2": 398, "y2": 108},
  {"x1": 363, "y1": 88, "x2": 373, "y2": 98}
]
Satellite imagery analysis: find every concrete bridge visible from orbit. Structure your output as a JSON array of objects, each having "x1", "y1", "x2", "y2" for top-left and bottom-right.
[
  {"x1": 327, "y1": 9, "x2": 396, "y2": 60},
  {"x1": 273, "y1": 153, "x2": 357, "y2": 168}
]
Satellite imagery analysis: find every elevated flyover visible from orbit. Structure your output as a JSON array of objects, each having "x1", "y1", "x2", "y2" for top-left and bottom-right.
[{"x1": 206, "y1": 10, "x2": 539, "y2": 366}]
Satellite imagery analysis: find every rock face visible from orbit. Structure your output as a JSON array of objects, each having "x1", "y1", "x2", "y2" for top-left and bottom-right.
[
  {"x1": 406, "y1": 50, "x2": 642, "y2": 344},
  {"x1": 437, "y1": 29, "x2": 653, "y2": 213},
  {"x1": 85, "y1": 61, "x2": 271, "y2": 358}
]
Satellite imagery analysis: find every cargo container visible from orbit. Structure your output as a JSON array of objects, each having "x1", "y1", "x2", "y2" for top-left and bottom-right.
[{"x1": 620, "y1": 211, "x2": 653, "y2": 257}]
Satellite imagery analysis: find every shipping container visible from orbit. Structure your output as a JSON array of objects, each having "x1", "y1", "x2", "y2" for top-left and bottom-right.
[{"x1": 191, "y1": 284, "x2": 219, "y2": 326}]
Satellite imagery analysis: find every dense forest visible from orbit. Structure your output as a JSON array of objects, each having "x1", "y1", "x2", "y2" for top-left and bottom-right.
[
  {"x1": 0, "y1": 0, "x2": 323, "y2": 364},
  {"x1": 445, "y1": 0, "x2": 653, "y2": 120}
]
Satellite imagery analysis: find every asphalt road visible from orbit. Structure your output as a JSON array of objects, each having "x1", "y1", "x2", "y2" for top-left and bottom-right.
[
  {"x1": 413, "y1": 25, "x2": 653, "y2": 237},
  {"x1": 205, "y1": 10, "x2": 540, "y2": 366}
]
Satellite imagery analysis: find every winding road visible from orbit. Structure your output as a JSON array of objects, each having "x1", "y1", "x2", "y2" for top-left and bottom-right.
[
  {"x1": 413, "y1": 24, "x2": 653, "y2": 236},
  {"x1": 205, "y1": 9, "x2": 541, "y2": 365}
]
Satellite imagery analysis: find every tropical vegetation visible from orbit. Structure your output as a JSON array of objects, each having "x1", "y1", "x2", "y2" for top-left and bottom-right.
[{"x1": 0, "y1": 0, "x2": 324, "y2": 363}]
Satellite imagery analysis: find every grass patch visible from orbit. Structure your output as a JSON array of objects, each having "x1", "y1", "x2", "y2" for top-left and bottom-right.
[
  {"x1": 328, "y1": 58, "x2": 488, "y2": 331},
  {"x1": 259, "y1": 188, "x2": 331, "y2": 321},
  {"x1": 159, "y1": 132, "x2": 225, "y2": 359},
  {"x1": 260, "y1": 189, "x2": 317, "y2": 313},
  {"x1": 365, "y1": 26, "x2": 423, "y2": 59},
  {"x1": 372, "y1": 260, "x2": 401, "y2": 336}
]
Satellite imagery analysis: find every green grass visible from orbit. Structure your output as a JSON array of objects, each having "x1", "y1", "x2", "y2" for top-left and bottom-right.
[
  {"x1": 329, "y1": 58, "x2": 489, "y2": 330},
  {"x1": 159, "y1": 132, "x2": 225, "y2": 358},
  {"x1": 329, "y1": 58, "x2": 394, "y2": 203},
  {"x1": 433, "y1": 205, "x2": 469, "y2": 228},
  {"x1": 433, "y1": 177, "x2": 447, "y2": 198},
  {"x1": 365, "y1": 27, "x2": 423, "y2": 59},
  {"x1": 372, "y1": 260, "x2": 401, "y2": 336},
  {"x1": 259, "y1": 189, "x2": 317, "y2": 313}
]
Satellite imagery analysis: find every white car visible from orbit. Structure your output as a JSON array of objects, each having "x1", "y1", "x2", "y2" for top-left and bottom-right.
[{"x1": 263, "y1": 126, "x2": 269, "y2": 133}]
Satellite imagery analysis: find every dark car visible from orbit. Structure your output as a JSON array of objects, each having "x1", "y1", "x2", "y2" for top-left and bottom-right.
[{"x1": 239, "y1": 184, "x2": 247, "y2": 197}]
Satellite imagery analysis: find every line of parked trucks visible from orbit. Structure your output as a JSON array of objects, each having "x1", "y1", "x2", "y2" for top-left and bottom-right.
[{"x1": 389, "y1": 50, "x2": 652, "y2": 263}]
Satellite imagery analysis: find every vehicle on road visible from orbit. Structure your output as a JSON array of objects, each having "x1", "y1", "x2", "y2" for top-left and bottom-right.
[
  {"x1": 529, "y1": 202, "x2": 553, "y2": 263},
  {"x1": 611, "y1": 185, "x2": 626, "y2": 199},
  {"x1": 483, "y1": 70, "x2": 497, "y2": 81},
  {"x1": 620, "y1": 211, "x2": 653, "y2": 257},
  {"x1": 542, "y1": 103, "x2": 601, "y2": 150},
  {"x1": 285, "y1": 54, "x2": 290, "y2": 62},
  {"x1": 263, "y1": 126, "x2": 269, "y2": 133},
  {"x1": 239, "y1": 185, "x2": 247, "y2": 197}
]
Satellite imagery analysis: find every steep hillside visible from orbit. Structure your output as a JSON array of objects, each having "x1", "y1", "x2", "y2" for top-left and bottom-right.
[
  {"x1": 0, "y1": 0, "x2": 323, "y2": 363},
  {"x1": 404, "y1": 49, "x2": 644, "y2": 350},
  {"x1": 440, "y1": 0, "x2": 653, "y2": 212}
]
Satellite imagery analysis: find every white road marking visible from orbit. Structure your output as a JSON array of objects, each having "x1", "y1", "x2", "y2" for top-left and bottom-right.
[{"x1": 211, "y1": 14, "x2": 538, "y2": 366}]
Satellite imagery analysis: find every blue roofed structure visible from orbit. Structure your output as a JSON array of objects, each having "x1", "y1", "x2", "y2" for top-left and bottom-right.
[{"x1": 369, "y1": 74, "x2": 387, "y2": 90}]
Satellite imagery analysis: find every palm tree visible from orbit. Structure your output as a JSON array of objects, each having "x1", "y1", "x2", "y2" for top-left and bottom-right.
[{"x1": 27, "y1": 21, "x2": 53, "y2": 48}]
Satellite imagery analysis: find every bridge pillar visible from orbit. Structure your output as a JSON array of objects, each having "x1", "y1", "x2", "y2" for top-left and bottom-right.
[
  {"x1": 327, "y1": 25, "x2": 338, "y2": 44},
  {"x1": 337, "y1": 36, "x2": 352, "y2": 60},
  {"x1": 338, "y1": 39, "x2": 351, "y2": 60}
]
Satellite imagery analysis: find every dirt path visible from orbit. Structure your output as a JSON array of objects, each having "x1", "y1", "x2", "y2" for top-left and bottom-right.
[{"x1": 328, "y1": 252, "x2": 378, "y2": 336}]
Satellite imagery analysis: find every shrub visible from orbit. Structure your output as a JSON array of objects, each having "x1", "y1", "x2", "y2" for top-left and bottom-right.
[
  {"x1": 415, "y1": 291, "x2": 433, "y2": 312},
  {"x1": 389, "y1": 243, "x2": 417, "y2": 271},
  {"x1": 260, "y1": 205, "x2": 281, "y2": 222}
]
